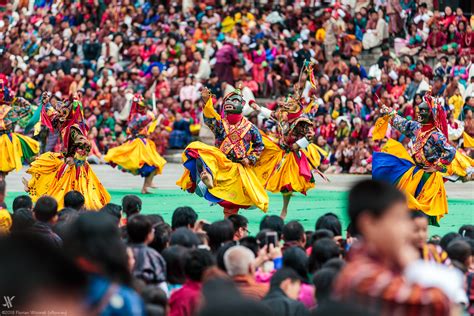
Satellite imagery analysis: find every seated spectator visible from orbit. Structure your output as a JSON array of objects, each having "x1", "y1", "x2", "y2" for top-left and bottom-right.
[
  {"x1": 282, "y1": 221, "x2": 306, "y2": 252},
  {"x1": 362, "y1": 9, "x2": 388, "y2": 50},
  {"x1": 64, "y1": 212, "x2": 146, "y2": 315},
  {"x1": 260, "y1": 215, "x2": 284, "y2": 238},
  {"x1": 29, "y1": 196, "x2": 62, "y2": 248},
  {"x1": 12, "y1": 195, "x2": 33, "y2": 212},
  {"x1": 170, "y1": 227, "x2": 201, "y2": 249},
  {"x1": 122, "y1": 194, "x2": 142, "y2": 225},
  {"x1": 224, "y1": 245, "x2": 269, "y2": 300},
  {"x1": 228, "y1": 214, "x2": 249, "y2": 241},
  {"x1": 169, "y1": 249, "x2": 214, "y2": 316},
  {"x1": 262, "y1": 268, "x2": 310, "y2": 316},
  {"x1": 410, "y1": 210, "x2": 450, "y2": 264},
  {"x1": 333, "y1": 180, "x2": 465, "y2": 314},
  {"x1": 171, "y1": 206, "x2": 198, "y2": 230},
  {"x1": 162, "y1": 246, "x2": 189, "y2": 294},
  {"x1": 10, "y1": 208, "x2": 35, "y2": 234},
  {"x1": 308, "y1": 238, "x2": 341, "y2": 273},
  {"x1": 149, "y1": 221, "x2": 172, "y2": 253},
  {"x1": 312, "y1": 267, "x2": 340, "y2": 307},
  {"x1": 100, "y1": 203, "x2": 123, "y2": 226},
  {"x1": 127, "y1": 215, "x2": 167, "y2": 294},
  {"x1": 282, "y1": 247, "x2": 315, "y2": 308},
  {"x1": 64, "y1": 190, "x2": 85, "y2": 211},
  {"x1": 206, "y1": 220, "x2": 235, "y2": 253},
  {"x1": 446, "y1": 239, "x2": 472, "y2": 274}
]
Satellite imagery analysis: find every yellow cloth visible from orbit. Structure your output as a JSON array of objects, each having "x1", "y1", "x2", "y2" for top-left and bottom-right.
[
  {"x1": 176, "y1": 141, "x2": 269, "y2": 212},
  {"x1": 444, "y1": 150, "x2": 474, "y2": 178},
  {"x1": 26, "y1": 152, "x2": 110, "y2": 210},
  {"x1": 448, "y1": 94, "x2": 464, "y2": 119},
  {"x1": 254, "y1": 136, "x2": 327, "y2": 193},
  {"x1": 372, "y1": 115, "x2": 390, "y2": 141},
  {"x1": 221, "y1": 16, "x2": 236, "y2": 33},
  {"x1": 104, "y1": 138, "x2": 167, "y2": 175},
  {"x1": 382, "y1": 139, "x2": 448, "y2": 222},
  {"x1": 203, "y1": 98, "x2": 221, "y2": 121},
  {"x1": 0, "y1": 133, "x2": 39, "y2": 173},
  {"x1": 0, "y1": 209, "x2": 12, "y2": 233},
  {"x1": 463, "y1": 132, "x2": 474, "y2": 148},
  {"x1": 315, "y1": 28, "x2": 326, "y2": 42}
]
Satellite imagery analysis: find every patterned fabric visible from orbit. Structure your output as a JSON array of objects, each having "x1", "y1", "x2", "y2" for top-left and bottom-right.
[
  {"x1": 421, "y1": 244, "x2": 451, "y2": 265},
  {"x1": 390, "y1": 115, "x2": 456, "y2": 172},
  {"x1": 127, "y1": 111, "x2": 154, "y2": 138},
  {"x1": 0, "y1": 98, "x2": 33, "y2": 132},
  {"x1": 204, "y1": 115, "x2": 264, "y2": 165},
  {"x1": 333, "y1": 244, "x2": 452, "y2": 316}
]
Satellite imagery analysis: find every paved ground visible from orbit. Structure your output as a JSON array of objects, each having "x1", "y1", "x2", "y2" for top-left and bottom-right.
[{"x1": 5, "y1": 163, "x2": 474, "y2": 199}]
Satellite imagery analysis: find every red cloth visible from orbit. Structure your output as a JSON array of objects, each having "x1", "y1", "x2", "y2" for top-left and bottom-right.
[{"x1": 169, "y1": 280, "x2": 202, "y2": 316}]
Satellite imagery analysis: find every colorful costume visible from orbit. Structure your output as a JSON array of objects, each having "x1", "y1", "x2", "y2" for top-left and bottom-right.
[
  {"x1": 372, "y1": 92, "x2": 456, "y2": 224},
  {"x1": 25, "y1": 92, "x2": 110, "y2": 210},
  {"x1": 253, "y1": 96, "x2": 327, "y2": 194},
  {"x1": 177, "y1": 88, "x2": 268, "y2": 215},
  {"x1": 0, "y1": 96, "x2": 39, "y2": 176},
  {"x1": 104, "y1": 94, "x2": 166, "y2": 181}
]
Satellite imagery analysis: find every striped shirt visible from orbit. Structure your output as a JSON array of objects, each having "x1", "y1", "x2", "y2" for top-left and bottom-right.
[{"x1": 333, "y1": 244, "x2": 451, "y2": 316}]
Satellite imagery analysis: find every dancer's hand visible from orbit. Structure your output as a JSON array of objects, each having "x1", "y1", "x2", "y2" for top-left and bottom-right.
[
  {"x1": 201, "y1": 87, "x2": 211, "y2": 103},
  {"x1": 241, "y1": 158, "x2": 251, "y2": 167},
  {"x1": 248, "y1": 100, "x2": 260, "y2": 112},
  {"x1": 422, "y1": 165, "x2": 438, "y2": 173},
  {"x1": 66, "y1": 157, "x2": 75, "y2": 166},
  {"x1": 380, "y1": 104, "x2": 393, "y2": 115}
]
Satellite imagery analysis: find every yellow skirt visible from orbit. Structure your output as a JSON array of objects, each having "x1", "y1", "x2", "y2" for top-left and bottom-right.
[
  {"x1": 26, "y1": 152, "x2": 111, "y2": 210},
  {"x1": 254, "y1": 135, "x2": 327, "y2": 193},
  {"x1": 444, "y1": 150, "x2": 474, "y2": 178},
  {"x1": 104, "y1": 138, "x2": 166, "y2": 177},
  {"x1": 0, "y1": 133, "x2": 39, "y2": 173},
  {"x1": 176, "y1": 141, "x2": 269, "y2": 212},
  {"x1": 372, "y1": 139, "x2": 448, "y2": 223}
]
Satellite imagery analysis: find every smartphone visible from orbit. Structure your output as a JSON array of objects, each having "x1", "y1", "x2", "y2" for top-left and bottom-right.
[{"x1": 265, "y1": 231, "x2": 278, "y2": 249}]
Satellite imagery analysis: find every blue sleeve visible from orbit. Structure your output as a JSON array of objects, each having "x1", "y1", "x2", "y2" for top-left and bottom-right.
[{"x1": 390, "y1": 114, "x2": 420, "y2": 139}]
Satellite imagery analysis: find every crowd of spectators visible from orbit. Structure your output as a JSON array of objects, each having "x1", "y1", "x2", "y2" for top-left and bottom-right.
[
  {"x1": 0, "y1": 178, "x2": 473, "y2": 315},
  {"x1": 1, "y1": 1, "x2": 473, "y2": 174}
]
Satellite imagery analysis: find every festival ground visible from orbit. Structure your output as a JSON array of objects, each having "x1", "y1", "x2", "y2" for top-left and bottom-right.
[{"x1": 5, "y1": 164, "x2": 474, "y2": 236}]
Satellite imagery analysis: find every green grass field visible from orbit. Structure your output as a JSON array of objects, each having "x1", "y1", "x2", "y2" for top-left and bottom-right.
[{"x1": 5, "y1": 189, "x2": 472, "y2": 237}]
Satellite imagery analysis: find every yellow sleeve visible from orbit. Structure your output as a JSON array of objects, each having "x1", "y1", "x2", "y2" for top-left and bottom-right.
[{"x1": 203, "y1": 98, "x2": 221, "y2": 121}]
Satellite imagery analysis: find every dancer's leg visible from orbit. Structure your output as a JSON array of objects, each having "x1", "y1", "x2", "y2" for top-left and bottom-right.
[
  {"x1": 280, "y1": 192, "x2": 292, "y2": 219},
  {"x1": 223, "y1": 208, "x2": 238, "y2": 218},
  {"x1": 197, "y1": 158, "x2": 214, "y2": 189}
]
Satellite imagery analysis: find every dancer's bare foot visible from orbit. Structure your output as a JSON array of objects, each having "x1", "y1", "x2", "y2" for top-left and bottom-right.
[
  {"x1": 141, "y1": 187, "x2": 152, "y2": 194},
  {"x1": 148, "y1": 183, "x2": 159, "y2": 189},
  {"x1": 201, "y1": 171, "x2": 214, "y2": 189},
  {"x1": 22, "y1": 177, "x2": 30, "y2": 192}
]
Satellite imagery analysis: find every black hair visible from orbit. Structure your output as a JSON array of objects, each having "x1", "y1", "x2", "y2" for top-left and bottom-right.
[
  {"x1": 122, "y1": 195, "x2": 142, "y2": 217},
  {"x1": 315, "y1": 213, "x2": 342, "y2": 236},
  {"x1": 64, "y1": 212, "x2": 131, "y2": 285},
  {"x1": 184, "y1": 249, "x2": 214, "y2": 281},
  {"x1": 446, "y1": 239, "x2": 471, "y2": 272},
  {"x1": 206, "y1": 220, "x2": 235, "y2": 252},
  {"x1": 309, "y1": 238, "x2": 341, "y2": 273},
  {"x1": 440, "y1": 232, "x2": 461, "y2": 251},
  {"x1": 162, "y1": 246, "x2": 189, "y2": 285},
  {"x1": 171, "y1": 206, "x2": 198, "y2": 230},
  {"x1": 239, "y1": 236, "x2": 259, "y2": 256},
  {"x1": 170, "y1": 227, "x2": 201, "y2": 248},
  {"x1": 149, "y1": 222, "x2": 172, "y2": 253},
  {"x1": 348, "y1": 180, "x2": 405, "y2": 235},
  {"x1": 283, "y1": 246, "x2": 309, "y2": 283},
  {"x1": 409, "y1": 210, "x2": 428, "y2": 220},
  {"x1": 127, "y1": 214, "x2": 153, "y2": 244},
  {"x1": 0, "y1": 235, "x2": 87, "y2": 310},
  {"x1": 0, "y1": 179, "x2": 5, "y2": 195},
  {"x1": 12, "y1": 195, "x2": 33, "y2": 212},
  {"x1": 147, "y1": 214, "x2": 164, "y2": 225},
  {"x1": 270, "y1": 268, "x2": 302, "y2": 289},
  {"x1": 313, "y1": 229, "x2": 335, "y2": 241},
  {"x1": 260, "y1": 215, "x2": 284, "y2": 237},
  {"x1": 282, "y1": 220, "x2": 305, "y2": 243},
  {"x1": 216, "y1": 241, "x2": 238, "y2": 271},
  {"x1": 305, "y1": 231, "x2": 314, "y2": 249},
  {"x1": 322, "y1": 258, "x2": 346, "y2": 271},
  {"x1": 64, "y1": 190, "x2": 85, "y2": 210},
  {"x1": 458, "y1": 225, "x2": 474, "y2": 240},
  {"x1": 141, "y1": 284, "x2": 167, "y2": 307},
  {"x1": 312, "y1": 267, "x2": 339, "y2": 305},
  {"x1": 33, "y1": 195, "x2": 58, "y2": 222},
  {"x1": 228, "y1": 214, "x2": 248, "y2": 233},
  {"x1": 100, "y1": 203, "x2": 122, "y2": 225},
  {"x1": 10, "y1": 208, "x2": 35, "y2": 233}
]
